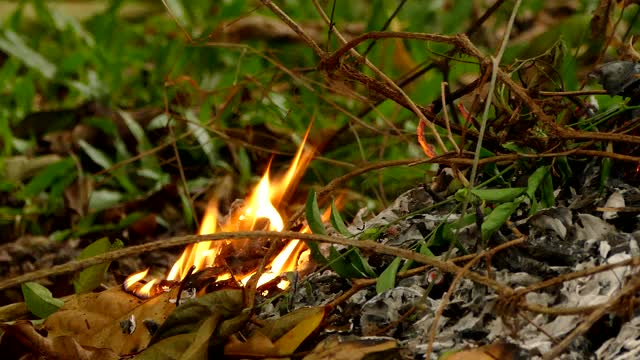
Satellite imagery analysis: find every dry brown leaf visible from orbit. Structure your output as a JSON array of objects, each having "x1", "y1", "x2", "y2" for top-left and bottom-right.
[
  {"x1": 303, "y1": 335, "x2": 399, "y2": 360},
  {"x1": 1, "y1": 320, "x2": 117, "y2": 360},
  {"x1": 443, "y1": 343, "x2": 522, "y2": 360},
  {"x1": 224, "y1": 331, "x2": 278, "y2": 358},
  {"x1": 273, "y1": 306, "x2": 325, "y2": 355},
  {"x1": 45, "y1": 286, "x2": 180, "y2": 356}
]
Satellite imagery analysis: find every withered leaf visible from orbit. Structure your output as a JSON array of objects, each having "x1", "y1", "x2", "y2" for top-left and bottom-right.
[
  {"x1": 0, "y1": 320, "x2": 118, "y2": 360},
  {"x1": 45, "y1": 286, "x2": 180, "y2": 355},
  {"x1": 303, "y1": 335, "x2": 400, "y2": 360},
  {"x1": 442, "y1": 342, "x2": 523, "y2": 360},
  {"x1": 148, "y1": 288, "x2": 244, "y2": 345}
]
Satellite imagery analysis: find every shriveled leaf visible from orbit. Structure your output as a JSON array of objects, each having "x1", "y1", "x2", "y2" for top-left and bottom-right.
[
  {"x1": 74, "y1": 238, "x2": 124, "y2": 294},
  {"x1": 303, "y1": 335, "x2": 399, "y2": 360},
  {"x1": 376, "y1": 257, "x2": 401, "y2": 294},
  {"x1": 304, "y1": 190, "x2": 328, "y2": 265},
  {"x1": 0, "y1": 320, "x2": 117, "y2": 360},
  {"x1": 21, "y1": 282, "x2": 64, "y2": 318},
  {"x1": 273, "y1": 306, "x2": 326, "y2": 355},
  {"x1": 481, "y1": 199, "x2": 522, "y2": 242},
  {"x1": 442, "y1": 342, "x2": 522, "y2": 360},
  {"x1": 150, "y1": 289, "x2": 244, "y2": 345},
  {"x1": 224, "y1": 332, "x2": 277, "y2": 358},
  {"x1": 44, "y1": 286, "x2": 175, "y2": 355},
  {"x1": 330, "y1": 200, "x2": 352, "y2": 236}
]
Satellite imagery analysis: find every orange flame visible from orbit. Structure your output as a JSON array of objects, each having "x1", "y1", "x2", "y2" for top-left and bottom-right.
[{"x1": 125, "y1": 129, "x2": 319, "y2": 296}]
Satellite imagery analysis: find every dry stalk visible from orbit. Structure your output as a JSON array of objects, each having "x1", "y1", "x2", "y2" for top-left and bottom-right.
[{"x1": 0, "y1": 230, "x2": 511, "y2": 295}]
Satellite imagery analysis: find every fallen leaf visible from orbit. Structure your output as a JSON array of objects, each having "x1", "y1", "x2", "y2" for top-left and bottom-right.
[
  {"x1": 442, "y1": 343, "x2": 522, "y2": 360},
  {"x1": 273, "y1": 306, "x2": 326, "y2": 355},
  {"x1": 303, "y1": 335, "x2": 399, "y2": 360},
  {"x1": 0, "y1": 320, "x2": 117, "y2": 360}
]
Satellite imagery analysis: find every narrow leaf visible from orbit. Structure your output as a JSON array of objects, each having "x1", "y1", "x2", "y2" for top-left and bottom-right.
[
  {"x1": 330, "y1": 200, "x2": 352, "y2": 236},
  {"x1": 328, "y1": 247, "x2": 365, "y2": 278},
  {"x1": 526, "y1": 166, "x2": 549, "y2": 199},
  {"x1": 304, "y1": 190, "x2": 327, "y2": 264},
  {"x1": 481, "y1": 199, "x2": 522, "y2": 242},
  {"x1": 376, "y1": 257, "x2": 401, "y2": 294},
  {"x1": 305, "y1": 190, "x2": 326, "y2": 235},
  {"x1": 0, "y1": 30, "x2": 56, "y2": 79},
  {"x1": 21, "y1": 282, "x2": 63, "y2": 318},
  {"x1": 78, "y1": 139, "x2": 112, "y2": 169},
  {"x1": 470, "y1": 188, "x2": 526, "y2": 202},
  {"x1": 20, "y1": 158, "x2": 74, "y2": 198},
  {"x1": 348, "y1": 249, "x2": 376, "y2": 277}
]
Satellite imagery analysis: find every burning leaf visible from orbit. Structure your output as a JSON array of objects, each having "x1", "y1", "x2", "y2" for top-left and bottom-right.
[
  {"x1": 21, "y1": 282, "x2": 64, "y2": 318},
  {"x1": 74, "y1": 237, "x2": 124, "y2": 294},
  {"x1": 0, "y1": 320, "x2": 118, "y2": 360}
]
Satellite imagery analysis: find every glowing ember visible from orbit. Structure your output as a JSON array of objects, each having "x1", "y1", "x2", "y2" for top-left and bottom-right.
[{"x1": 124, "y1": 128, "x2": 322, "y2": 296}]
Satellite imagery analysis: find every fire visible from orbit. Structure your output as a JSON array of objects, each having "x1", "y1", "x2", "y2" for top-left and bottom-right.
[{"x1": 125, "y1": 129, "x2": 316, "y2": 297}]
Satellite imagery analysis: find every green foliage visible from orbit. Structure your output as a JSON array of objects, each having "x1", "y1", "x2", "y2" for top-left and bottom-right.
[
  {"x1": 21, "y1": 282, "x2": 64, "y2": 318},
  {"x1": 73, "y1": 237, "x2": 124, "y2": 293},
  {"x1": 376, "y1": 257, "x2": 401, "y2": 294}
]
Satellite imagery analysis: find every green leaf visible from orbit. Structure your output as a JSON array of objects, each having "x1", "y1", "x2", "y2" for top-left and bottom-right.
[
  {"x1": 0, "y1": 30, "x2": 56, "y2": 79},
  {"x1": 481, "y1": 199, "x2": 522, "y2": 242},
  {"x1": 472, "y1": 188, "x2": 526, "y2": 202},
  {"x1": 305, "y1": 190, "x2": 326, "y2": 235},
  {"x1": 328, "y1": 247, "x2": 366, "y2": 278},
  {"x1": 376, "y1": 257, "x2": 401, "y2": 294},
  {"x1": 349, "y1": 249, "x2": 376, "y2": 277},
  {"x1": 304, "y1": 190, "x2": 327, "y2": 265},
  {"x1": 330, "y1": 200, "x2": 352, "y2": 237},
  {"x1": 526, "y1": 166, "x2": 550, "y2": 199},
  {"x1": 20, "y1": 158, "x2": 75, "y2": 198},
  {"x1": 78, "y1": 139, "x2": 112, "y2": 169},
  {"x1": 541, "y1": 171, "x2": 555, "y2": 208},
  {"x1": 119, "y1": 110, "x2": 161, "y2": 172},
  {"x1": 73, "y1": 238, "x2": 124, "y2": 293},
  {"x1": 21, "y1": 282, "x2": 64, "y2": 318}
]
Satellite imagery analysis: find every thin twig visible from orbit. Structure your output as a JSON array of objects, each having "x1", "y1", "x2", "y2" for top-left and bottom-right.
[
  {"x1": 467, "y1": 0, "x2": 522, "y2": 200},
  {"x1": 0, "y1": 231, "x2": 510, "y2": 295}
]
